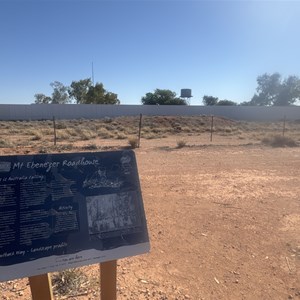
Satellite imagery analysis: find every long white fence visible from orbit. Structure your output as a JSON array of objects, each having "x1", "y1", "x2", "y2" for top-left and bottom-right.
[{"x1": 0, "y1": 104, "x2": 299, "y2": 121}]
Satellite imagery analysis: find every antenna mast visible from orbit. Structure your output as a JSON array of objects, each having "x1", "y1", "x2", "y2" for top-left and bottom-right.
[{"x1": 92, "y1": 62, "x2": 94, "y2": 86}]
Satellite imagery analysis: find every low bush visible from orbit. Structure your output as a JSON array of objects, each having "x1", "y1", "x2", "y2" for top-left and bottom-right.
[
  {"x1": 261, "y1": 135, "x2": 298, "y2": 147},
  {"x1": 82, "y1": 143, "x2": 98, "y2": 150},
  {"x1": 143, "y1": 132, "x2": 157, "y2": 139},
  {"x1": 176, "y1": 139, "x2": 187, "y2": 148},
  {"x1": 128, "y1": 136, "x2": 139, "y2": 149},
  {"x1": 116, "y1": 132, "x2": 127, "y2": 139},
  {"x1": 98, "y1": 128, "x2": 115, "y2": 139},
  {"x1": 0, "y1": 139, "x2": 11, "y2": 148},
  {"x1": 31, "y1": 132, "x2": 43, "y2": 141},
  {"x1": 66, "y1": 128, "x2": 79, "y2": 137}
]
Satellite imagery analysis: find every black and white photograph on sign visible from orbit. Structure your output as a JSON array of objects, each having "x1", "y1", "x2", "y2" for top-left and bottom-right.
[
  {"x1": 0, "y1": 150, "x2": 150, "y2": 282},
  {"x1": 86, "y1": 192, "x2": 142, "y2": 240}
]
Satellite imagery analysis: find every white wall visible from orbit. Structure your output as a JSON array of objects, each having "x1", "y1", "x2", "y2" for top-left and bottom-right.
[{"x1": 0, "y1": 104, "x2": 299, "y2": 121}]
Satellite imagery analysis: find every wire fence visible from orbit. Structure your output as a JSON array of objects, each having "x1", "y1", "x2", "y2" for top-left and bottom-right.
[{"x1": 0, "y1": 114, "x2": 299, "y2": 153}]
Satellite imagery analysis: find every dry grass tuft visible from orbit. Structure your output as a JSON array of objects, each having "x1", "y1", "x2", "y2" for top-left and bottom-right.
[
  {"x1": 176, "y1": 139, "x2": 187, "y2": 148},
  {"x1": 56, "y1": 131, "x2": 71, "y2": 141},
  {"x1": 55, "y1": 122, "x2": 68, "y2": 129},
  {"x1": 79, "y1": 129, "x2": 97, "y2": 140},
  {"x1": 52, "y1": 268, "x2": 90, "y2": 297},
  {"x1": 41, "y1": 128, "x2": 53, "y2": 136},
  {"x1": 0, "y1": 139, "x2": 12, "y2": 148},
  {"x1": 82, "y1": 143, "x2": 98, "y2": 150},
  {"x1": 128, "y1": 136, "x2": 139, "y2": 149},
  {"x1": 30, "y1": 131, "x2": 43, "y2": 141},
  {"x1": 116, "y1": 132, "x2": 127, "y2": 139},
  {"x1": 98, "y1": 128, "x2": 115, "y2": 139},
  {"x1": 65, "y1": 128, "x2": 79, "y2": 137}
]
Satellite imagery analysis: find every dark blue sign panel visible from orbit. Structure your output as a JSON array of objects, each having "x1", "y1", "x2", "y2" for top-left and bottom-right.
[{"x1": 0, "y1": 150, "x2": 149, "y2": 281}]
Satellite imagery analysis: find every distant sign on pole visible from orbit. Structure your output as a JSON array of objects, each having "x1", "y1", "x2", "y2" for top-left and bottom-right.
[{"x1": 0, "y1": 150, "x2": 150, "y2": 281}]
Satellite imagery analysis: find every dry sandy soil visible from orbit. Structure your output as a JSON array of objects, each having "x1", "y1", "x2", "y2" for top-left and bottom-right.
[{"x1": 1, "y1": 133, "x2": 300, "y2": 300}]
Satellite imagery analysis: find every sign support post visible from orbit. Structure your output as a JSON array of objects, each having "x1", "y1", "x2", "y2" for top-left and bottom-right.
[
  {"x1": 100, "y1": 260, "x2": 117, "y2": 300},
  {"x1": 29, "y1": 273, "x2": 54, "y2": 300}
]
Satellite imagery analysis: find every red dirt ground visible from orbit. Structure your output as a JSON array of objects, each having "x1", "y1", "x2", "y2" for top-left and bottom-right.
[{"x1": 1, "y1": 135, "x2": 300, "y2": 299}]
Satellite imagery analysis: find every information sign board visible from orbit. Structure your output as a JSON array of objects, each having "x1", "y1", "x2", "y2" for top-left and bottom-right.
[{"x1": 0, "y1": 150, "x2": 149, "y2": 281}]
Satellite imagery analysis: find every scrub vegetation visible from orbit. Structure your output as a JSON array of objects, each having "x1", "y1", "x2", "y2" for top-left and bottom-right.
[
  {"x1": 0, "y1": 115, "x2": 300, "y2": 300},
  {"x1": 0, "y1": 116, "x2": 299, "y2": 154}
]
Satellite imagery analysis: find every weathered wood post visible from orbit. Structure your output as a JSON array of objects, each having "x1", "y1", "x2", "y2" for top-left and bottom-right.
[
  {"x1": 100, "y1": 260, "x2": 117, "y2": 300},
  {"x1": 29, "y1": 273, "x2": 54, "y2": 300}
]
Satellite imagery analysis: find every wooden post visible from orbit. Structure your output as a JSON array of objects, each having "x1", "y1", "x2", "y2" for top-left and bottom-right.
[
  {"x1": 210, "y1": 115, "x2": 214, "y2": 142},
  {"x1": 100, "y1": 260, "x2": 117, "y2": 300},
  {"x1": 29, "y1": 273, "x2": 54, "y2": 300},
  {"x1": 138, "y1": 114, "x2": 143, "y2": 148},
  {"x1": 53, "y1": 116, "x2": 57, "y2": 146}
]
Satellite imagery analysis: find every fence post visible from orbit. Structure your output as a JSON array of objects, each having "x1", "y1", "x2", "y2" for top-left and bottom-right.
[
  {"x1": 282, "y1": 115, "x2": 286, "y2": 137},
  {"x1": 210, "y1": 115, "x2": 214, "y2": 142},
  {"x1": 138, "y1": 114, "x2": 143, "y2": 148},
  {"x1": 53, "y1": 116, "x2": 57, "y2": 146}
]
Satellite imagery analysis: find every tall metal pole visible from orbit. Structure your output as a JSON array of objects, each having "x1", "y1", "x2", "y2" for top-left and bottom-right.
[{"x1": 92, "y1": 62, "x2": 94, "y2": 86}]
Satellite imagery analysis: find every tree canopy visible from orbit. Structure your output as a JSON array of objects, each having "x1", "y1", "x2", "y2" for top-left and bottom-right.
[
  {"x1": 249, "y1": 73, "x2": 300, "y2": 106},
  {"x1": 68, "y1": 78, "x2": 92, "y2": 104},
  {"x1": 141, "y1": 89, "x2": 187, "y2": 105},
  {"x1": 34, "y1": 79, "x2": 120, "y2": 104},
  {"x1": 202, "y1": 95, "x2": 219, "y2": 106},
  {"x1": 202, "y1": 95, "x2": 237, "y2": 106},
  {"x1": 34, "y1": 81, "x2": 70, "y2": 104},
  {"x1": 34, "y1": 93, "x2": 52, "y2": 104},
  {"x1": 84, "y1": 83, "x2": 120, "y2": 104},
  {"x1": 51, "y1": 81, "x2": 70, "y2": 104},
  {"x1": 216, "y1": 100, "x2": 237, "y2": 106}
]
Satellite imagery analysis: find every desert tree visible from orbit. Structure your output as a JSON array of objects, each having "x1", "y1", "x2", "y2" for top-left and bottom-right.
[
  {"x1": 202, "y1": 95, "x2": 219, "y2": 106},
  {"x1": 34, "y1": 93, "x2": 52, "y2": 104},
  {"x1": 250, "y1": 73, "x2": 300, "y2": 106},
  {"x1": 84, "y1": 83, "x2": 120, "y2": 104},
  {"x1": 141, "y1": 89, "x2": 187, "y2": 105},
  {"x1": 68, "y1": 78, "x2": 93, "y2": 104}
]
